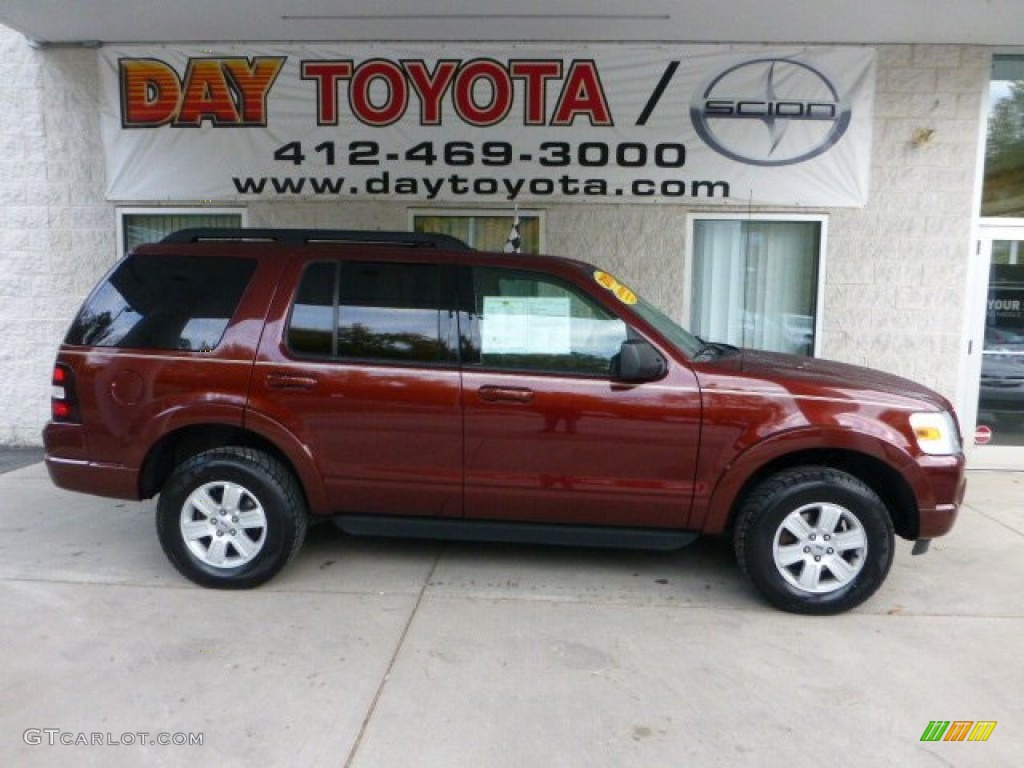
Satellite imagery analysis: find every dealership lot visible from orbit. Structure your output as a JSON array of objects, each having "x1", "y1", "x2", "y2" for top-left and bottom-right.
[{"x1": 1, "y1": 461, "x2": 1021, "y2": 767}]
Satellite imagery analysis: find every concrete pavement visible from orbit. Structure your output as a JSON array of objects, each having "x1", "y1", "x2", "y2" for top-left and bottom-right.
[
  {"x1": 0, "y1": 446, "x2": 43, "y2": 474},
  {"x1": 1, "y1": 461, "x2": 1021, "y2": 767}
]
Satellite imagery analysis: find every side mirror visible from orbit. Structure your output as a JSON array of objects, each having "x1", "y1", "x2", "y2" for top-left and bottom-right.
[{"x1": 614, "y1": 339, "x2": 666, "y2": 382}]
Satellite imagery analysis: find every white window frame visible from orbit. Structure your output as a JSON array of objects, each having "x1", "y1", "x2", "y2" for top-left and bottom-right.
[
  {"x1": 408, "y1": 208, "x2": 546, "y2": 253},
  {"x1": 685, "y1": 212, "x2": 828, "y2": 357},
  {"x1": 116, "y1": 206, "x2": 249, "y2": 257}
]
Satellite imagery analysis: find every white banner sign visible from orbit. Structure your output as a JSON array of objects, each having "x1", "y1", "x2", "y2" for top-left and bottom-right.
[{"x1": 100, "y1": 44, "x2": 875, "y2": 206}]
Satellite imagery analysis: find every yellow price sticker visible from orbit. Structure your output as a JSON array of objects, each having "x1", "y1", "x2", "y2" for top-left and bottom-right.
[
  {"x1": 614, "y1": 284, "x2": 637, "y2": 305},
  {"x1": 593, "y1": 270, "x2": 637, "y2": 305}
]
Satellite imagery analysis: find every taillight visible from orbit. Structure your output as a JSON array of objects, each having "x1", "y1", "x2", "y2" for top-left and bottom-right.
[{"x1": 51, "y1": 363, "x2": 80, "y2": 423}]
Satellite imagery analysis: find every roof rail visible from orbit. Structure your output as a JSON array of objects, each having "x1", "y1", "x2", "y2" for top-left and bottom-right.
[{"x1": 161, "y1": 228, "x2": 472, "y2": 250}]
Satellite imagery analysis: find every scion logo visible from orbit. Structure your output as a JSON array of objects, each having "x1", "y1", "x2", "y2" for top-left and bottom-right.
[{"x1": 690, "y1": 58, "x2": 851, "y2": 167}]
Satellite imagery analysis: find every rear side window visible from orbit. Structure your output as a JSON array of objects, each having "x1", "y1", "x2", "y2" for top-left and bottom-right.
[
  {"x1": 287, "y1": 261, "x2": 456, "y2": 363},
  {"x1": 65, "y1": 254, "x2": 256, "y2": 351},
  {"x1": 288, "y1": 262, "x2": 337, "y2": 356}
]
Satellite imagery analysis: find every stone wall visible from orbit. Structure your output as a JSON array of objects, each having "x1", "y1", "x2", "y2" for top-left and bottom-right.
[
  {"x1": 0, "y1": 26, "x2": 115, "y2": 444},
  {"x1": 825, "y1": 45, "x2": 988, "y2": 393}
]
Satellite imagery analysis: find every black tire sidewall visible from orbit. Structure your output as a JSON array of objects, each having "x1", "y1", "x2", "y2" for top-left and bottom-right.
[
  {"x1": 738, "y1": 470, "x2": 894, "y2": 615},
  {"x1": 156, "y1": 449, "x2": 303, "y2": 589}
]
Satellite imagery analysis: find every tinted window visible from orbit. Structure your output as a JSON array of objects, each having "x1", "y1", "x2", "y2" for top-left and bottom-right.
[
  {"x1": 288, "y1": 262, "x2": 337, "y2": 356},
  {"x1": 287, "y1": 261, "x2": 453, "y2": 364},
  {"x1": 338, "y1": 262, "x2": 448, "y2": 362},
  {"x1": 66, "y1": 254, "x2": 256, "y2": 351},
  {"x1": 472, "y1": 268, "x2": 627, "y2": 374}
]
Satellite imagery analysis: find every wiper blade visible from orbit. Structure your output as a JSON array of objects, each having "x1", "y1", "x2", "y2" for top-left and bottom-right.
[{"x1": 693, "y1": 339, "x2": 740, "y2": 362}]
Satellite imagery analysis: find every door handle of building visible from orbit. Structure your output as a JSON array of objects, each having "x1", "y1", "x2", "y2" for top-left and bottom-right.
[
  {"x1": 265, "y1": 373, "x2": 318, "y2": 390},
  {"x1": 478, "y1": 385, "x2": 535, "y2": 404}
]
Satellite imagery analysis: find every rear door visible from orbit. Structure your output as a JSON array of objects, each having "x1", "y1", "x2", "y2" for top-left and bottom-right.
[
  {"x1": 250, "y1": 254, "x2": 464, "y2": 517},
  {"x1": 461, "y1": 265, "x2": 701, "y2": 529}
]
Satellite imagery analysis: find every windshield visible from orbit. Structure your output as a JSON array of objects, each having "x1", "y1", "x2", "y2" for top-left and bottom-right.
[
  {"x1": 630, "y1": 294, "x2": 704, "y2": 358},
  {"x1": 574, "y1": 263, "x2": 704, "y2": 358}
]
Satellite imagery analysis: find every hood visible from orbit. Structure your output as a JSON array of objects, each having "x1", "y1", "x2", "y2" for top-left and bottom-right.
[{"x1": 735, "y1": 349, "x2": 952, "y2": 412}]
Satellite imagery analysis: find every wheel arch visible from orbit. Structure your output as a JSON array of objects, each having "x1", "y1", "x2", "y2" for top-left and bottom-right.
[
  {"x1": 138, "y1": 423, "x2": 326, "y2": 515},
  {"x1": 703, "y1": 445, "x2": 920, "y2": 541}
]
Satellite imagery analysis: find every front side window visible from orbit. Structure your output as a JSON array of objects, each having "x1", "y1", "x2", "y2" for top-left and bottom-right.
[
  {"x1": 287, "y1": 261, "x2": 455, "y2": 364},
  {"x1": 471, "y1": 267, "x2": 627, "y2": 375},
  {"x1": 690, "y1": 217, "x2": 823, "y2": 356},
  {"x1": 66, "y1": 255, "x2": 256, "y2": 351}
]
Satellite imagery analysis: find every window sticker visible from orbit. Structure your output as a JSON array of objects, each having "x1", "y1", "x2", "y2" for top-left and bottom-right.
[
  {"x1": 481, "y1": 297, "x2": 571, "y2": 354},
  {"x1": 593, "y1": 270, "x2": 637, "y2": 305}
]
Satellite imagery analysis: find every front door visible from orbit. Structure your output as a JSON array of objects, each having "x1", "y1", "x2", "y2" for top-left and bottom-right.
[
  {"x1": 964, "y1": 222, "x2": 1024, "y2": 468},
  {"x1": 461, "y1": 266, "x2": 701, "y2": 528}
]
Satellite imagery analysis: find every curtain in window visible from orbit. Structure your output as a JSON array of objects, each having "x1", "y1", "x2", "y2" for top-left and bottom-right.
[
  {"x1": 414, "y1": 215, "x2": 540, "y2": 253},
  {"x1": 691, "y1": 220, "x2": 820, "y2": 356},
  {"x1": 123, "y1": 213, "x2": 244, "y2": 255}
]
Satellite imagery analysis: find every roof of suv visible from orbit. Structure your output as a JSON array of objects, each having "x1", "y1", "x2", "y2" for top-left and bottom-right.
[
  {"x1": 140, "y1": 227, "x2": 600, "y2": 281},
  {"x1": 160, "y1": 228, "x2": 473, "y2": 250}
]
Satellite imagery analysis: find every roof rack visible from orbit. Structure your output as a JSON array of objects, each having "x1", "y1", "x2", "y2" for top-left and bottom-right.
[{"x1": 161, "y1": 228, "x2": 472, "y2": 250}]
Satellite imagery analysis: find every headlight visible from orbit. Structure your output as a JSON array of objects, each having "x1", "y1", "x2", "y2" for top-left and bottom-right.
[{"x1": 910, "y1": 412, "x2": 961, "y2": 455}]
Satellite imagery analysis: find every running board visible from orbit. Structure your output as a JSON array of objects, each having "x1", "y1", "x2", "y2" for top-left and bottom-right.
[{"x1": 332, "y1": 515, "x2": 699, "y2": 552}]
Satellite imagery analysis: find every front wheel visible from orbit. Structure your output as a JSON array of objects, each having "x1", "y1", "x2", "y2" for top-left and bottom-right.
[
  {"x1": 156, "y1": 447, "x2": 307, "y2": 589},
  {"x1": 734, "y1": 467, "x2": 894, "y2": 615}
]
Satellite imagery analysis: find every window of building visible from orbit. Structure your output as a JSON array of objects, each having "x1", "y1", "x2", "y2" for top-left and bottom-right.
[
  {"x1": 287, "y1": 261, "x2": 457, "y2": 364},
  {"x1": 982, "y1": 54, "x2": 1024, "y2": 218},
  {"x1": 411, "y1": 210, "x2": 544, "y2": 253},
  {"x1": 117, "y1": 208, "x2": 247, "y2": 256},
  {"x1": 471, "y1": 267, "x2": 627, "y2": 375},
  {"x1": 688, "y1": 216, "x2": 825, "y2": 357}
]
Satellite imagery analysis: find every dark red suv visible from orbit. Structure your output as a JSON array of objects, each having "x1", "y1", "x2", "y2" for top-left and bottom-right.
[{"x1": 43, "y1": 228, "x2": 966, "y2": 613}]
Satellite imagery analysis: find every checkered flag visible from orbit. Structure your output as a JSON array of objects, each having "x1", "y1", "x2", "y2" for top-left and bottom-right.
[{"x1": 504, "y1": 208, "x2": 521, "y2": 253}]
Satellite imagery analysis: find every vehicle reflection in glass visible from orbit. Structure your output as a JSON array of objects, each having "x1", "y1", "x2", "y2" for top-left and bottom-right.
[{"x1": 977, "y1": 257, "x2": 1024, "y2": 446}]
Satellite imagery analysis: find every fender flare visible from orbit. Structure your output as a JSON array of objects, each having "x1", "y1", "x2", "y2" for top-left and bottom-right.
[
  {"x1": 135, "y1": 405, "x2": 329, "y2": 515},
  {"x1": 240, "y1": 410, "x2": 330, "y2": 515},
  {"x1": 694, "y1": 426, "x2": 924, "y2": 535}
]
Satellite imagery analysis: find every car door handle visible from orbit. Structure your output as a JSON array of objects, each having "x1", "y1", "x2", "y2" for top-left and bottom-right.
[
  {"x1": 265, "y1": 373, "x2": 318, "y2": 390},
  {"x1": 478, "y1": 385, "x2": 535, "y2": 404}
]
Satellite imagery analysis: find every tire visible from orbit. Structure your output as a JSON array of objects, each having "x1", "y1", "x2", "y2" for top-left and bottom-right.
[
  {"x1": 733, "y1": 466, "x2": 894, "y2": 615},
  {"x1": 156, "y1": 447, "x2": 307, "y2": 589}
]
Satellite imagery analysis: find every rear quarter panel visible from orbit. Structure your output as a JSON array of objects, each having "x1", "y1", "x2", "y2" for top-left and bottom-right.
[{"x1": 45, "y1": 246, "x2": 289, "y2": 496}]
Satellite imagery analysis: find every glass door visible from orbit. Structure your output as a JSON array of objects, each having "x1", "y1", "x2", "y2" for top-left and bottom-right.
[{"x1": 965, "y1": 223, "x2": 1024, "y2": 467}]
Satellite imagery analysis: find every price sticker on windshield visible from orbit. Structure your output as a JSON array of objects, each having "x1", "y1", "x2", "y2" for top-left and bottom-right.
[{"x1": 593, "y1": 270, "x2": 637, "y2": 305}]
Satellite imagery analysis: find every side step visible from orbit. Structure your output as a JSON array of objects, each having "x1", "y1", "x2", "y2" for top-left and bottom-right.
[{"x1": 332, "y1": 515, "x2": 699, "y2": 552}]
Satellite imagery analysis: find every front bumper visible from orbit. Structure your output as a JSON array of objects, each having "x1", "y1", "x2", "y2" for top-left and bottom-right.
[{"x1": 914, "y1": 454, "x2": 967, "y2": 540}]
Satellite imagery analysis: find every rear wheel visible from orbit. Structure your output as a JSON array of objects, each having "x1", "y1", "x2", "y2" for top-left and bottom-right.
[
  {"x1": 734, "y1": 466, "x2": 894, "y2": 614},
  {"x1": 156, "y1": 447, "x2": 307, "y2": 588}
]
